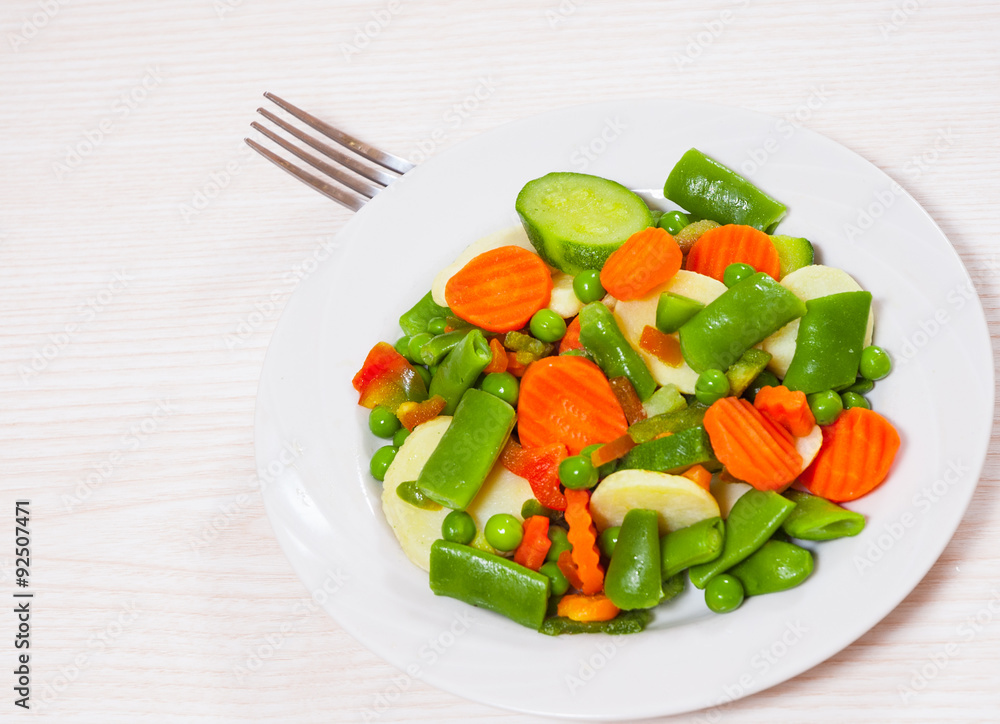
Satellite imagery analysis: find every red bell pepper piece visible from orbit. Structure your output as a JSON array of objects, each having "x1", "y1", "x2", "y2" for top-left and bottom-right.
[
  {"x1": 500, "y1": 440, "x2": 567, "y2": 511},
  {"x1": 352, "y1": 342, "x2": 427, "y2": 412},
  {"x1": 513, "y1": 515, "x2": 551, "y2": 571}
]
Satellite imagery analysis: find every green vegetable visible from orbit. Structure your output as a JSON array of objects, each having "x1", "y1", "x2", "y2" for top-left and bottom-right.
[
  {"x1": 521, "y1": 499, "x2": 560, "y2": 521},
  {"x1": 415, "y1": 365, "x2": 432, "y2": 387},
  {"x1": 663, "y1": 148, "x2": 787, "y2": 232},
  {"x1": 427, "y1": 316, "x2": 447, "y2": 335},
  {"x1": 573, "y1": 270, "x2": 606, "y2": 304},
  {"x1": 781, "y1": 490, "x2": 866, "y2": 540},
  {"x1": 679, "y1": 272, "x2": 807, "y2": 373},
  {"x1": 559, "y1": 455, "x2": 598, "y2": 490},
  {"x1": 694, "y1": 369, "x2": 730, "y2": 405},
  {"x1": 598, "y1": 526, "x2": 620, "y2": 558},
  {"x1": 783, "y1": 291, "x2": 872, "y2": 394},
  {"x1": 661, "y1": 572, "x2": 686, "y2": 602},
  {"x1": 539, "y1": 609, "x2": 651, "y2": 636},
  {"x1": 368, "y1": 406, "x2": 401, "y2": 438},
  {"x1": 841, "y1": 391, "x2": 870, "y2": 410},
  {"x1": 406, "y1": 333, "x2": 433, "y2": 362},
  {"x1": 723, "y1": 262, "x2": 755, "y2": 288},
  {"x1": 545, "y1": 526, "x2": 571, "y2": 562},
  {"x1": 656, "y1": 292, "x2": 704, "y2": 334},
  {"x1": 649, "y1": 209, "x2": 663, "y2": 226},
  {"x1": 391, "y1": 427, "x2": 410, "y2": 447},
  {"x1": 428, "y1": 329, "x2": 494, "y2": 415},
  {"x1": 539, "y1": 561, "x2": 569, "y2": 597},
  {"x1": 578, "y1": 301, "x2": 657, "y2": 401},
  {"x1": 416, "y1": 389, "x2": 516, "y2": 509},
  {"x1": 726, "y1": 348, "x2": 773, "y2": 398},
  {"x1": 399, "y1": 291, "x2": 451, "y2": 337},
  {"x1": 396, "y1": 480, "x2": 443, "y2": 511},
  {"x1": 641, "y1": 383, "x2": 688, "y2": 418},
  {"x1": 770, "y1": 235, "x2": 814, "y2": 278},
  {"x1": 689, "y1": 489, "x2": 797, "y2": 588},
  {"x1": 369, "y1": 445, "x2": 397, "y2": 482},
  {"x1": 860, "y1": 345, "x2": 892, "y2": 381},
  {"x1": 484, "y1": 513, "x2": 523, "y2": 551},
  {"x1": 605, "y1": 509, "x2": 662, "y2": 610},
  {"x1": 628, "y1": 403, "x2": 709, "y2": 444},
  {"x1": 658, "y1": 210, "x2": 690, "y2": 235},
  {"x1": 442, "y1": 510, "x2": 477, "y2": 544},
  {"x1": 619, "y1": 426, "x2": 715, "y2": 473},
  {"x1": 843, "y1": 377, "x2": 874, "y2": 395},
  {"x1": 530, "y1": 309, "x2": 567, "y2": 343},
  {"x1": 743, "y1": 369, "x2": 780, "y2": 403},
  {"x1": 807, "y1": 390, "x2": 843, "y2": 425},
  {"x1": 429, "y1": 540, "x2": 550, "y2": 629},
  {"x1": 394, "y1": 336, "x2": 411, "y2": 357},
  {"x1": 660, "y1": 516, "x2": 725, "y2": 579},
  {"x1": 581, "y1": 443, "x2": 616, "y2": 479},
  {"x1": 479, "y1": 371, "x2": 519, "y2": 406},
  {"x1": 417, "y1": 329, "x2": 471, "y2": 366},
  {"x1": 705, "y1": 574, "x2": 744, "y2": 613},
  {"x1": 729, "y1": 540, "x2": 814, "y2": 596},
  {"x1": 516, "y1": 172, "x2": 654, "y2": 275}
]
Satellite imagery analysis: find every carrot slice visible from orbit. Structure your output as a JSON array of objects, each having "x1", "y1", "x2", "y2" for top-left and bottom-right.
[
  {"x1": 590, "y1": 433, "x2": 636, "y2": 468},
  {"x1": 600, "y1": 227, "x2": 683, "y2": 301},
  {"x1": 609, "y1": 376, "x2": 646, "y2": 425},
  {"x1": 445, "y1": 246, "x2": 553, "y2": 332},
  {"x1": 557, "y1": 593, "x2": 620, "y2": 622},
  {"x1": 501, "y1": 440, "x2": 567, "y2": 511},
  {"x1": 517, "y1": 356, "x2": 628, "y2": 455},
  {"x1": 754, "y1": 385, "x2": 815, "y2": 437},
  {"x1": 685, "y1": 224, "x2": 781, "y2": 282},
  {"x1": 799, "y1": 407, "x2": 900, "y2": 502},
  {"x1": 639, "y1": 325, "x2": 684, "y2": 367},
  {"x1": 513, "y1": 516, "x2": 551, "y2": 571},
  {"x1": 681, "y1": 464, "x2": 712, "y2": 491},
  {"x1": 395, "y1": 395, "x2": 447, "y2": 431},
  {"x1": 557, "y1": 549, "x2": 585, "y2": 591},
  {"x1": 559, "y1": 315, "x2": 584, "y2": 354},
  {"x1": 703, "y1": 397, "x2": 802, "y2": 491},
  {"x1": 483, "y1": 337, "x2": 508, "y2": 374},
  {"x1": 563, "y1": 489, "x2": 604, "y2": 595}
]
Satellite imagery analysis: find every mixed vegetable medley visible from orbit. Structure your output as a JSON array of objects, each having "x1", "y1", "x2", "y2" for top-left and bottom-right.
[{"x1": 352, "y1": 148, "x2": 901, "y2": 634}]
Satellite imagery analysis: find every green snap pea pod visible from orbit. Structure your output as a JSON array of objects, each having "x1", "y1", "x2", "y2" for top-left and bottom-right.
[
  {"x1": 578, "y1": 302, "x2": 657, "y2": 401},
  {"x1": 663, "y1": 148, "x2": 787, "y2": 232},
  {"x1": 539, "y1": 609, "x2": 651, "y2": 636},
  {"x1": 428, "y1": 329, "x2": 493, "y2": 415},
  {"x1": 605, "y1": 509, "x2": 662, "y2": 610},
  {"x1": 729, "y1": 540, "x2": 814, "y2": 595},
  {"x1": 679, "y1": 273, "x2": 807, "y2": 374},
  {"x1": 417, "y1": 329, "x2": 471, "y2": 366},
  {"x1": 783, "y1": 291, "x2": 872, "y2": 394},
  {"x1": 781, "y1": 490, "x2": 866, "y2": 541},
  {"x1": 429, "y1": 540, "x2": 550, "y2": 629},
  {"x1": 416, "y1": 389, "x2": 515, "y2": 510},
  {"x1": 660, "y1": 517, "x2": 725, "y2": 579},
  {"x1": 689, "y1": 490, "x2": 796, "y2": 589},
  {"x1": 399, "y1": 291, "x2": 451, "y2": 337}
]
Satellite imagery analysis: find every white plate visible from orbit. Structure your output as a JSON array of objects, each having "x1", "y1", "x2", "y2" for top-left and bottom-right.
[{"x1": 253, "y1": 100, "x2": 993, "y2": 719}]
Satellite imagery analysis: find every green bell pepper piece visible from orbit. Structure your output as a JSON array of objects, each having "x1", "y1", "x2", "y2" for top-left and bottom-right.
[
  {"x1": 781, "y1": 490, "x2": 866, "y2": 540},
  {"x1": 783, "y1": 291, "x2": 872, "y2": 394},
  {"x1": 578, "y1": 302, "x2": 657, "y2": 401},
  {"x1": 429, "y1": 540, "x2": 550, "y2": 629},
  {"x1": 660, "y1": 516, "x2": 725, "y2": 579},
  {"x1": 628, "y1": 403, "x2": 708, "y2": 443},
  {"x1": 620, "y1": 425, "x2": 715, "y2": 473},
  {"x1": 416, "y1": 389, "x2": 515, "y2": 510},
  {"x1": 729, "y1": 540, "x2": 814, "y2": 596},
  {"x1": 679, "y1": 272, "x2": 806, "y2": 374},
  {"x1": 605, "y1": 509, "x2": 662, "y2": 610},
  {"x1": 663, "y1": 148, "x2": 787, "y2": 232},
  {"x1": 689, "y1": 489, "x2": 796, "y2": 588},
  {"x1": 428, "y1": 329, "x2": 493, "y2": 415},
  {"x1": 399, "y1": 291, "x2": 451, "y2": 337},
  {"x1": 539, "y1": 609, "x2": 651, "y2": 636},
  {"x1": 725, "y1": 348, "x2": 772, "y2": 397},
  {"x1": 656, "y1": 292, "x2": 704, "y2": 334}
]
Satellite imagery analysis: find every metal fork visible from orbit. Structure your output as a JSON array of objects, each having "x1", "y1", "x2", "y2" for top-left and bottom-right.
[{"x1": 245, "y1": 92, "x2": 415, "y2": 211}]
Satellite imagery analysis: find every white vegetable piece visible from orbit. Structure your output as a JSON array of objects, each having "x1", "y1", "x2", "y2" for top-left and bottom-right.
[
  {"x1": 547, "y1": 271, "x2": 584, "y2": 318},
  {"x1": 589, "y1": 468, "x2": 720, "y2": 534}
]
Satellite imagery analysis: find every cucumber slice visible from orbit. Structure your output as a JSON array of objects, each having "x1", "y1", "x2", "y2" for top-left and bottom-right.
[
  {"x1": 770, "y1": 235, "x2": 815, "y2": 279},
  {"x1": 515, "y1": 172, "x2": 653, "y2": 275}
]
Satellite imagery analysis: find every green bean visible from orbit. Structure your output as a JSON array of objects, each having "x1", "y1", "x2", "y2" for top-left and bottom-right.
[
  {"x1": 399, "y1": 290, "x2": 450, "y2": 336},
  {"x1": 729, "y1": 540, "x2": 813, "y2": 595},
  {"x1": 417, "y1": 329, "x2": 471, "y2": 366},
  {"x1": 578, "y1": 302, "x2": 657, "y2": 401},
  {"x1": 660, "y1": 516, "x2": 724, "y2": 579},
  {"x1": 781, "y1": 490, "x2": 865, "y2": 540},
  {"x1": 428, "y1": 329, "x2": 493, "y2": 415}
]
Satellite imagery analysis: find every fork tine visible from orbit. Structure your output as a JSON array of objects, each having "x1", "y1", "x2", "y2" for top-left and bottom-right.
[
  {"x1": 245, "y1": 138, "x2": 365, "y2": 212},
  {"x1": 264, "y1": 92, "x2": 416, "y2": 175}
]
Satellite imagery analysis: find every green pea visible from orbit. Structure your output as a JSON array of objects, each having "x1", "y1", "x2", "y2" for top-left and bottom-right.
[
  {"x1": 705, "y1": 574, "x2": 744, "y2": 613},
  {"x1": 546, "y1": 526, "x2": 571, "y2": 562},
  {"x1": 723, "y1": 263, "x2": 756, "y2": 288},
  {"x1": 407, "y1": 332, "x2": 433, "y2": 362},
  {"x1": 530, "y1": 309, "x2": 567, "y2": 343},
  {"x1": 573, "y1": 270, "x2": 606, "y2": 304},
  {"x1": 841, "y1": 391, "x2": 870, "y2": 410},
  {"x1": 695, "y1": 369, "x2": 730, "y2": 405},
  {"x1": 744, "y1": 370, "x2": 780, "y2": 403},
  {"x1": 521, "y1": 499, "x2": 559, "y2": 521},
  {"x1": 484, "y1": 513, "x2": 523, "y2": 552},
  {"x1": 368, "y1": 407, "x2": 400, "y2": 438},
  {"x1": 559, "y1": 455, "x2": 598, "y2": 490},
  {"x1": 807, "y1": 390, "x2": 843, "y2": 426},
  {"x1": 480, "y1": 371, "x2": 519, "y2": 406},
  {"x1": 860, "y1": 345, "x2": 892, "y2": 381},
  {"x1": 441, "y1": 510, "x2": 476, "y2": 544},
  {"x1": 539, "y1": 561, "x2": 569, "y2": 597},
  {"x1": 427, "y1": 316, "x2": 448, "y2": 335},
  {"x1": 582, "y1": 443, "x2": 616, "y2": 478},
  {"x1": 369, "y1": 445, "x2": 398, "y2": 482},
  {"x1": 392, "y1": 427, "x2": 410, "y2": 447},
  {"x1": 598, "y1": 526, "x2": 620, "y2": 558},
  {"x1": 658, "y1": 210, "x2": 690, "y2": 235},
  {"x1": 415, "y1": 365, "x2": 432, "y2": 387},
  {"x1": 394, "y1": 336, "x2": 411, "y2": 357}
]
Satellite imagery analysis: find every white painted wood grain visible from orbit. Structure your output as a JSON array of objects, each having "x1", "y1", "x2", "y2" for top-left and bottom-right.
[{"x1": 1, "y1": 0, "x2": 998, "y2": 721}]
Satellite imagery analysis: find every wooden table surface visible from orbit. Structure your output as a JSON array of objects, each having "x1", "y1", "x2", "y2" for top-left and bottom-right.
[{"x1": 3, "y1": 1, "x2": 999, "y2": 721}]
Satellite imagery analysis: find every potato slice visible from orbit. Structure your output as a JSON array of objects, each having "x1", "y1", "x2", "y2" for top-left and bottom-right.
[
  {"x1": 589, "y1": 468, "x2": 720, "y2": 534},
  {"x1": 431, "y1": 226, "x2": 535, "y2": 307},
  {"x1": 613, "y1": 270, "x2": 727, "y2": 394},
  {"x1": 796, "y1": 425, "x2": 823, "y2": 470},
  {"x1": 548, "y1": 271, "x2": 583, "y2": 318},
  {"x1": 761, "y1": 265, "x2": 876, "y2": 377},
  {"x1": 710, "y1": 478, "x2": 752, "y2": 519}
]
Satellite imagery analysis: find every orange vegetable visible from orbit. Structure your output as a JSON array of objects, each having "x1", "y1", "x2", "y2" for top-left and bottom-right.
[
  {"x1": 754, "y1": 385, "x2": 815, "y2": 437},
  {"x1": 517, "y1": 356, "x2": 628, "y2": 455},
  {"x1": 609, "y1": 376, "x2": 646, "y2": 425},
  {"x1": 557, "y1": 549, "x2": 585, "y2": 591},
  {"x1": 685, "y1": 224, "x2": 781, "y2": 282},
  {"x1": 600, "y1": 226, "x2": 682, "y2": 301},
  {"x1": 799, "y1": 407, "x2": 901, "y2": 502},
  {"x1": 513, "y1": 515, "x2": 551, "y2": 571},
  {"x1": 559, "y1": 315, "x2": 584, "y2": 353},
  {"x1": 590, "y1": 434, "x2": 636, "y2": 468},
  {"x1": 703, "y1": 397, "x2": 802, "y2": 491},
  {"x1": 395, "y1": 395, "x2": 447, "y2": 431},
  {"x1": 505, "y1": 349, "x2": 528, "y2": 377},
  {"x1": 563, "y1": 489, "x2": 604, "y2": 595},
  {"x1": 484, "y1": 337, "x2": 508, "y2": 374},
  {"x1": 445, "y1": 246, "x2": 552, "y2": 332},
  {"x1": 557, "y1": 593, "x2": 620, "y2": 622},
  {"x1": 638, "y1": 324, "x2": 683, "y2": 367},
  {"x1": 681, "y1": 464, "x2": 712, "y2": 491},
  {"x1": 500, "y1": 440, "x2": 567, "y2": 511}
]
